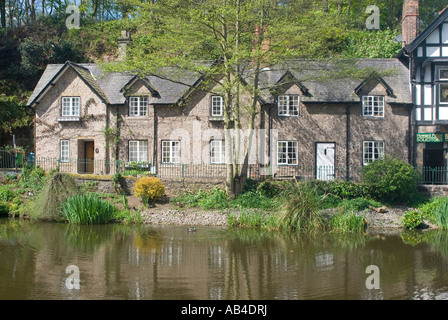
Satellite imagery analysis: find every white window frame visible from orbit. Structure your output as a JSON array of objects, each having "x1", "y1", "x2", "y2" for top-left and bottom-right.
[
  {"x1": 278, "y1": 95, "x2": 299, "y2": 116},
  {"x1": 211, "y1": 96, "x2": 224, "y2": 117},
  {"x1": 210, "y1": 140, "x2": 225, "y2": 164},
  {"x1": 363, "y1": 141, "x2": 385, "y2": 166},
  {"x1": 129, "y1": 96, "x2": 149, "y2": 117},
  {"x1": 362, "y1": 96, "x2": 385, "y2": 117},
  {"x1": 129, "y1": 140, "x2": 148, "y2": 162},
  {"x1": 60, "y1": 139, "x2": 70, "y2": 163},
  {"x1": 162, "y1": 140, "x2": 180, "y2": 164},
  {"x1": 61, "y1": 97, "x2": 80, "y2": 117},
  {"x1": 277, "y1": 140, "x2": 298, "y2": 165}
]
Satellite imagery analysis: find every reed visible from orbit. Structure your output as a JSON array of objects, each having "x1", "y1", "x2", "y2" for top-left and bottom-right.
[
  {"x1": 419, "y1": 197, "x2": 448, "y2": 229},
  {"x1": 61, "y1": 192, "x2": 118, "y2": 224}
]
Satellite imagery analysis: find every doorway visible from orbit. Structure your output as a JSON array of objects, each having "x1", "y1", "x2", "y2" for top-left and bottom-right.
[
  {"x1": 316, "y1": 143, "x2": 335, "y2": 181},
  {"x1": 84, "y1": 141, "x2": 95, "y2": 174},
  {"x1": 423, "y1": 143, "x2": 446, "y2": 184}
]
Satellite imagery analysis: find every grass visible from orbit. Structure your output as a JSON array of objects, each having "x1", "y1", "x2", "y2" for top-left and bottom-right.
[
  {"x1": 60, "y1": 192, "x2": 118, "y2": 224},
  {"x1": 227, "y1": 209, "x2": 276, "y2": 229},
  {"x1": 330, "y1": 211, "x2": 366, "y2": 233}
]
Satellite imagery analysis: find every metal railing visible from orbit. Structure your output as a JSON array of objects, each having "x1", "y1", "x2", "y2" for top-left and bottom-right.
[
  {"x1": 4, "y1": 150, "x2": 447, "y2": 185},
  {"x1": 416, "y1": 166, "x2": 448, "y2": 185},
  {"x1": 0, "y1": 149, "x2": 26, "y2": 172},
  {"x1": 30, "y1": 156, "x2": 366, "y2": 181}
]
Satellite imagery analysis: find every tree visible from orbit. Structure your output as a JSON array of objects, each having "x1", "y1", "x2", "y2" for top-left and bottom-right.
[{"x1": 105, "y1": 0, "x2": 392, "y2": 197}]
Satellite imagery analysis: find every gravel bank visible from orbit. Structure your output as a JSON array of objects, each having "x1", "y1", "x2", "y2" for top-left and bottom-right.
[{"x1": 141, "y1": 204, "x2": 438, "y2": 229}]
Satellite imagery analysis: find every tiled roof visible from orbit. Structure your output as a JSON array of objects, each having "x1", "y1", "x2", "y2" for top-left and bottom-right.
[{"x1": 27, "y1": 59, "x2": 412, "y2": 107}]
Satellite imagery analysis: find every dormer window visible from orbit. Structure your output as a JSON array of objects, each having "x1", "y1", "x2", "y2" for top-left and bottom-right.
[
  {"x1": 278, "y1": 95, "x2": 299, "y2": 116},
  {"x1": 62, "y1": 97, "x2": 80, "y2": 117},
  {"x1": 211, "y1": 96, "x2": 224, "y2": 117},
  {"x1": 362, "y1": 96, "x2": 384, "y2": 117},
  {"x1": 129, "y1": 96, "x2": 148, "y2": 116}
]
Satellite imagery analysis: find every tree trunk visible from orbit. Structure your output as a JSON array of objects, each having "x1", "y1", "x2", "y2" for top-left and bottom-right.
[{"x1": 0, "y1": 0, "x2": 6, "y2": 30}]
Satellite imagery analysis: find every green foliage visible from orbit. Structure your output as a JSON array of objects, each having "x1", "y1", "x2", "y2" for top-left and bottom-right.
[
  {"x1": 301, "y1": 180, "x2": 367, "y2": 199},
  {"x1": 419, "y1": 197, "x2": 448, "y2": 230},
  {"x1": 61, "y1": 192, "x2": 118, "y2": 224},
  {"x1": 341, "y1": 29, "x2": 402, "y2": 59},
  {"x1": 338, "y1": 197, "x2": 382, "y2": 212},
  {"x1": 361, "y1": 156, "x2": 418, "y2": 204},
  {"x1": 401, "y1": 210, "x2": 424, "y2": 230},
  {"x1": 231, "y1": 190, "x2": 276, "y2": 210}
]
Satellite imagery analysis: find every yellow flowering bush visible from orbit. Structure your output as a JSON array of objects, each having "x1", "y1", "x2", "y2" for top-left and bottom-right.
[
  {"x1": 133, "y1": 177, "x2": 165, "y2": 206},
  {"x1": 401, "y1": 210, "x2": 424, "y2": 229}
]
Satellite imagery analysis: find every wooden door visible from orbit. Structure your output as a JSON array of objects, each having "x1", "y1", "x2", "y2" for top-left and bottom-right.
[{"x1": 85, "y1": 141, "x2": 95, "y2": 174}]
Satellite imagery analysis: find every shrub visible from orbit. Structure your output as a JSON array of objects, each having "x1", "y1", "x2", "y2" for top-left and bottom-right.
[
  {"x1": 361, "y1": 156, "x2": 418, "y2": 204},
  {"x1": 133, "y1": 176, "x2": 165, "y2": 205},
  {"x1": 0, "y1": 185, "x2": 15, "y2": 202},
  {"x1": 197, "y1": 187, "x2": 228, "y2": 209},
  {"x1": 256, "y1": 180, "x2": 289, "y2": 198},
  {"x1": 401, "y1": 210, "x2": 424, "y2": 230},
  {"x1": 61, "y1": 192, "x2": 118, "y2": 224}
]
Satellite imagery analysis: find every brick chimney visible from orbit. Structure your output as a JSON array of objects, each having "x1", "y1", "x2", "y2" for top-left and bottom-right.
[
  {"x1": 117, "y1": 30, "x2": 131, "y2": 61},
  {"x1": 402, "y1": 0, "x2": 419, "y2": 47}
]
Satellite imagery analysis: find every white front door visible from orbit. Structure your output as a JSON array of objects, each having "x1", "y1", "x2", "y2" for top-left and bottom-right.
[{"x1": 316, "y1": 143, "x2": 335, "y2": 181}]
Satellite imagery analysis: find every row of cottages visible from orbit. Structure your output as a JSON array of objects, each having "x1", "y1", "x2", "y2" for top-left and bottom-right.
[{"x1": 26, "y1": 57, "x2": 412, "y2": 181}]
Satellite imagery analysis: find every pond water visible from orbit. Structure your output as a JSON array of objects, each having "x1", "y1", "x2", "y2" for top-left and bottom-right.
[{"x1": 1, "y1": 217, "x2": 448, "y2": 300}]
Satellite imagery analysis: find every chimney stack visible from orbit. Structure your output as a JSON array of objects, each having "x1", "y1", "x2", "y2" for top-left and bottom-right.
[
  {"x1": 402, "y1": 0, "x2": 419, "y2": 47},
  {"x1": 117, "y1": 30, "x2": 131, "y2": 61}
]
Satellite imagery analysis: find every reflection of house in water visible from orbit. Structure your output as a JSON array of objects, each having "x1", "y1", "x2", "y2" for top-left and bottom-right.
[{"x1": 2, "y1": 222, "x2": 448, "y2": 300}]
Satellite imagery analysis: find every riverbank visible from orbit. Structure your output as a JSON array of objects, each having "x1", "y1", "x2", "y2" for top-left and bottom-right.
[{"x1": 139, "y1": 201, "x2": 439, "y2": 230}]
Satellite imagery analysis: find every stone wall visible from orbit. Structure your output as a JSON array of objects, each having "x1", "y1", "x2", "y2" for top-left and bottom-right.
[
  {"x1": 75, "y1": 176, "x2": 225, "y2": 197},
  {"x1": 417, "y1": 184, "x2": 448, "y2": 198}
]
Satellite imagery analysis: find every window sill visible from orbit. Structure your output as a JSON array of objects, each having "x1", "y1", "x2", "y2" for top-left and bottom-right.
[
  {"x1": 58, "y1": 116, "x2": 80, "y2": 122},
  {"x1": 362, "y1": 115, "x2": 384, "y2": 119},
  {"x1": 209, "y1": 116, "x2": 224, "y2": 121}
]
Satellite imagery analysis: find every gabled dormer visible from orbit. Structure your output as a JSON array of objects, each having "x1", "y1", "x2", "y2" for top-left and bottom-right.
[
  {"x1": 354, "y1": 75, "x2": 395, "y2": 119},
  {"x1": 402, "y1": 6, "x2": 448, "y2": 123},
  {"x1": 271, "y1": 70, "x2": 310, "y2": 117},
  {"x1": 120, "y1": 76, "x2": 160, "y2": 117}
]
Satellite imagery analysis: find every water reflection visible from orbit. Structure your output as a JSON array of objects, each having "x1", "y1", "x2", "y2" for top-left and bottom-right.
[{"x1": 1, "y1": 218, "x2": 448, "y2": 300}]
